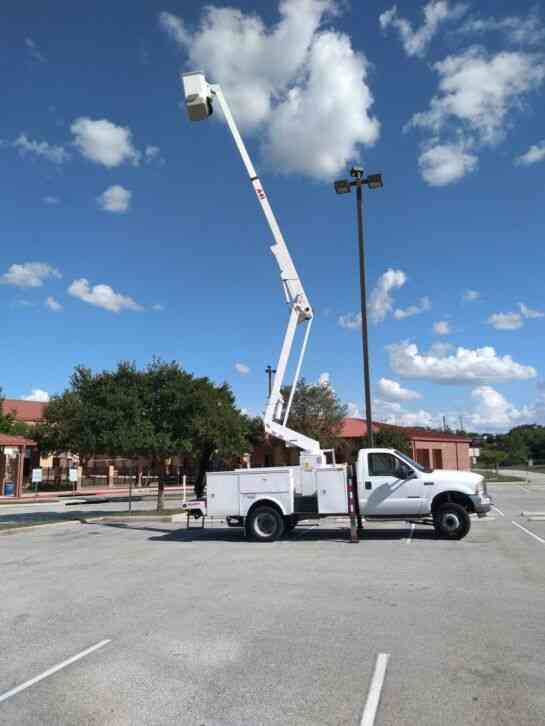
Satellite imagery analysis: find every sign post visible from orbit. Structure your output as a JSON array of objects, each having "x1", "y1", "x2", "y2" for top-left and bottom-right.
[
  {"x1": 69, "y1": 467, "x2": 78, "y2": 495},
  {"x1": 31, "y1": 468, "x2": 42, "y2": 493}
]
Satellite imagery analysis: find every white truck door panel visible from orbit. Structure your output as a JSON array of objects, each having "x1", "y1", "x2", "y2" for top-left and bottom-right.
[
  {"x1": 317, "y1": 467, "x2": 348, "y2": 514},
  {"x1": 206, "y1": 472, "x2": 240, "y2": 516},
  {"x1": 361, "y1": 452, "x2": 424, "y2": 517}
]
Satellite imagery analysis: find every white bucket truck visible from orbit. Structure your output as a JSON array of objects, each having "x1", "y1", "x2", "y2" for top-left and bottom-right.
[
  {"x1": 186, "y1": 448, "x2": 490, "y2": 541},
  {"x1": 179, "y1": 73, "x2": 491, "y2": 542}
]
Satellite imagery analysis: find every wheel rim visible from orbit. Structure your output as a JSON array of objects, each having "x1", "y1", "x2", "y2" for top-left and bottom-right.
[
  {"x1": 254, "y1": 513, "x2": 277, "y2": 537},
  {"x1": 442, "y1": 512, "x2": 460, "y2": 533}
]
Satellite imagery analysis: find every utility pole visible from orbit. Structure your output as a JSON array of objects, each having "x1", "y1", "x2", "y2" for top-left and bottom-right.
[{"x1": 265, "y1": 365, "x2": 276, "y2": 397}]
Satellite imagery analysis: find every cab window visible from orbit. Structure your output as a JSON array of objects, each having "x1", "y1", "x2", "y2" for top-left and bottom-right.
[{"x1": 368, "y1": 453, "x2": 398, "y2": 477}]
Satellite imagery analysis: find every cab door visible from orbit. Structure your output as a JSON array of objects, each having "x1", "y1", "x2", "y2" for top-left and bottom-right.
[{"x1": 361, "y1": 452, "x2": 424, "y2": 517}]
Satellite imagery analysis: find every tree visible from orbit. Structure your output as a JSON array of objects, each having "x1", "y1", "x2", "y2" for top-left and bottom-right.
[
  {"x1": 34, "y1": 360, "x2": 252, "y2": 509},
  {"x1": 374, "y1": 427, "x2": 411, "y2": 456},
  {"x1": 281, "y1": 378, "x2": 347, "y2": 448}
]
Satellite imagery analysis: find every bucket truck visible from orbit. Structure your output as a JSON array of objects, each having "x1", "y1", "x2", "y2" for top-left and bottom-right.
[{"x1": 179, "y1": 72, "x2": 491, "y2": 541}]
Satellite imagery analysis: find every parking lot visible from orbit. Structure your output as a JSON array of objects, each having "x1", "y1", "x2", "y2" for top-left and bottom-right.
[{"x1": 1, "y1": 482, "x2": 544, "y2": 726}]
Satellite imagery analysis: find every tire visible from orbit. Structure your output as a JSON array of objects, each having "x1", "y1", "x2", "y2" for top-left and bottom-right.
[
  {"x1": 246, "y1": 506, "x2": 285, "y2": 542},
  {"x1": 434, "y1": 502, "x2": 471, "y2": 540}
]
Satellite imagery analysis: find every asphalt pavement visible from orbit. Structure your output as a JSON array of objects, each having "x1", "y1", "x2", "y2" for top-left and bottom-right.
[{"x1": 1, "y1": 483, "x2": 544, "y2": 725}]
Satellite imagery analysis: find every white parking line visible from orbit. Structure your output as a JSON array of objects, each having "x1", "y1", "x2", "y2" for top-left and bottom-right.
[
  {"x1": 511, "y1": 521, "x2": 545, "y2": 545},
  {"x1": 0, "y1": 639, "x2": 111, "y2": 704},
  {"x1": 492, "y1": 506, "x2": 505, "y2": 517},
  {"x1": 405, "y1": 523, "x2": 415, "y2": 543},
  {"x1": 360, "y1": 653, "x2": 390, "y2": 726}
]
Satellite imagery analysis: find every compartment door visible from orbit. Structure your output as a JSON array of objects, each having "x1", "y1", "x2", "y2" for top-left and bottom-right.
[{"x1": 317, "y1": 468, "x2": 348, "y2": 514}]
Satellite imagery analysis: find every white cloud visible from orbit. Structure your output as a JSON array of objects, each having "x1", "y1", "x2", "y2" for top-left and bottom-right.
[
  {"x1": 369, "y1": 268, "x2": 407, "y2": 323},
  {"x1": 378, "y1": 377, "x2": 421, "y2": 401},
  {"x1": 468, "y1": 385, "x2": 536, "y2": 431},
  {"x1": 45, "y1": 296, "x2": 63, "y2": 312},
  {"x1": 429, "y1": 341, "x2": 455, "y2": 357},
  {"x1": 379, "y1": 1, "x2": 467, "y2": 58},
  {"x1": 515, "y1": 140, "x2": 545, "y2": 166},
  {"x1": 152, "y1": 303, "x2": 165, "y2": 312},
  {"x1": 433, "y1": 320, "x2": 451, "y2": 335},
  {"x1": 97, "y1": 185, "x2": 131, "y2": 213},
  {"x1": 418, "y1": 141, "x2": 478, "y2": 186},
  {"x1": 161, "y1": 1, "x2": 380, "y2": 179},
  {"x1": 23, "y1": 389, "x2": 50, "y2": 402},
  {"x1": 519, "y1": 302, "x2": 544, "y2": 319},
  {"x1": 2, "y1": 262, "x2": 61, "y2": 288},
  {"x1": 338, "y1": 312, "x2": 361, "y2": 330},
  {"x1": 25, "y1": 37, "x2": 46, "y2": 63},
  {"x1": 14, "y1": 134, "x2": 70, "y2": 164},
  {"x1": 71, "y1": 118, "x2": 140, "y2": 167},
  {"x1": 458, "y1": 11, "x2": 545, "y2": 46},
  {"x1": 235, "y1": 362, "x2": 250, "y2": 375},
  {"x1": 43, "y1": 196, "x2": 60, "y2": 205},
  {"x1": 410, "y1": 48, "x2": 545, "y2": 146},
  {"x1": 144, "y1": 145, "x2": 162, "y2": 163},
  {"x1": 318, "y1": 372, "x2": 330, "y2": 387},
  {"x1": 68, "y1": 279, "x2": 143, "y2": 313},
  {"x1": 488, "y1": 312, "x2": 523, "y2": 330},
  {"x1": 373, "y1": 397, "x2": 438, "y2": 428},
  {"x1": 463, "y1": 289, "x2": 480, "y2": 301},
  {"x1": 394, "y1": 296, "x2": 431, "y2": 320},
  {"x1": 347, "y1": 402, "x2": 361, "y2": 418},
  {"x1": 387, "y1": 341, "x2": 536, "y2": 384}
]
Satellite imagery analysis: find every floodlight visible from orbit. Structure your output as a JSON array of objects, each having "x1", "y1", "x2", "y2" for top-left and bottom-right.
[
  {"x1": 350, "y1": 166, "x2": 364, "y2": 178},
  {"x1": 366, "y1": 173, "x2": 383, "y2": 189},
  {"x1": 181, "y1": 72, "x2": 214, "y2": 122},
  {"x1": 334, "y1": 179, "x2": 351, "y2": 195}
]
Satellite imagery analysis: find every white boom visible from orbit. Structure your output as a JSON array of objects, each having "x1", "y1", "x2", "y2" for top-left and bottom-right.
[{"x1": 181, "y1": 72, "x2": 320, "y2": 454}]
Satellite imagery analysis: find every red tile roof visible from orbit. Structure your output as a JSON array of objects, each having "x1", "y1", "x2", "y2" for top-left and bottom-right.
[
  {"x1": 2, "y1": 399, "x2": 46, "y2": 422},
  {"x1": 338, "y1": 418, "x2": 472, "y2": 444},
  {"x1": 0, "y1": 433, "x2": 36, "y2": 447}
]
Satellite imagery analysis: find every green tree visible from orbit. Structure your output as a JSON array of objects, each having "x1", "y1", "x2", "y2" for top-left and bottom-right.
[
  {"x1": 35, "y1": 360, "x2": 252, "y2": 509},
  {"x1": 281, "y1": 378, "x2": 347, "y2": 449},
  {"x1": 374, "y1": 427, "x2": 412, "y2": 456}
]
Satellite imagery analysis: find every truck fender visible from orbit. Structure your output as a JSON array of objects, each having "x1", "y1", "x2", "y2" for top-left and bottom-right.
[{"x1": 244, "y1": 496, "x2": 287, "y2": 518}]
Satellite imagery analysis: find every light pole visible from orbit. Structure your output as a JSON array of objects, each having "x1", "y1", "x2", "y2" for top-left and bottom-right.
[{"x1": 334, "y1": 167, "x2": 383, "y2": 449}]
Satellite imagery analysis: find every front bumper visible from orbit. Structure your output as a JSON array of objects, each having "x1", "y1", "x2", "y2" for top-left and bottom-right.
[{"x1": 470, "y1": 493, "x2": 492, "y2": 517}]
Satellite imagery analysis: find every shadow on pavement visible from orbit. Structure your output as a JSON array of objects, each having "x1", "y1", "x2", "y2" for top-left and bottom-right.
[{"x1": 144, "y1": 525, "x2": 439, "y2": 543}]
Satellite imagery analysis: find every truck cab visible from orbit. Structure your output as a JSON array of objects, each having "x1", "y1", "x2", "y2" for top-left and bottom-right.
[{"x1": 356, "y1": 448, "x2": 491, "y2": 536}]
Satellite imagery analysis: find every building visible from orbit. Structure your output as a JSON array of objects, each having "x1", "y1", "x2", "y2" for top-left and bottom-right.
[
  {"x1": 2, "y1": 399, "x2": 46, "y2": 426},
  {"x1": 252, "y1": 418, "x2": 472, "y2": 471},
  {"x1": 0, "y1": 433, "x2": 38, "y2": 497},
  {"x1": 338, "y1": 418, "x2": 472, "y2": 471}
]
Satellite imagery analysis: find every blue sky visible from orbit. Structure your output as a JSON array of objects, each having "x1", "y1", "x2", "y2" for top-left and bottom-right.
[{"x1": 2, "y1": 0, "x2": 545, "y2": 432}]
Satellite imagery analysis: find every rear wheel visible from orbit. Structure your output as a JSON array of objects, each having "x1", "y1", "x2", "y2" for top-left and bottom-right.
[
  {"x1": 246, "y1": 506, "x2": 285, "y2": 542},
  {"x1": 434, "y1": 502, "x2": 470, "y2": 540}
]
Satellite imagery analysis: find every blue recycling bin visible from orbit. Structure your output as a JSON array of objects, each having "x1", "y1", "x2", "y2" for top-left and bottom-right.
[{"x1": 3, "y1": 482, "x2": 15, "y2": 496}]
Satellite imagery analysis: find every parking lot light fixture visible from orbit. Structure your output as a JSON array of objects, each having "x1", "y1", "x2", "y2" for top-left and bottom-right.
[
  {"x1": 334, "y1": 179, "x2": 352, "y2": 195},
  {"x1": 333, "y1": 167, "x2": 384, "y2": 450}
]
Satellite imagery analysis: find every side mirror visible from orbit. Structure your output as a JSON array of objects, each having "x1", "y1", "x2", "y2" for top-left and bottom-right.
[{"x1": 396, "y1": 463, "x2": 414, "y2": 480}]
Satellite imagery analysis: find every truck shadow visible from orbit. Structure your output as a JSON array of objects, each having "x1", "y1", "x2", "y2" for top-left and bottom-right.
[{"x1": 142, "y1": 525, "x2": 439, "y2": 543}]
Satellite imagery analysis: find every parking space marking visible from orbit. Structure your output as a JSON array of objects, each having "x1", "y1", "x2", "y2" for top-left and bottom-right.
[
  {"x1": 360, "y1": 653, "x2": 390, "y2": 726},
  {"x1": 492, "y1": 506, "x2": 505, "y2": 517},
  {"x1": 0, "y1": 639, "x2": 111, "y2": 704},
  {"x1": 511, "y1": 521, "x2": 545, "y2": 545},
  {"x1": 405, "y1": 523, "x2": 415, "y2": 543}
]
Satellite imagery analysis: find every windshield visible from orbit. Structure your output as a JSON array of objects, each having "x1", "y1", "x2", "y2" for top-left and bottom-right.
[{"x1": 394, "y1": 450, "x2": 430, "y2": 473}]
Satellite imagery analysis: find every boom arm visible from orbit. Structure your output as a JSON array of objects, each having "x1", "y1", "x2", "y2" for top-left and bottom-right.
[{"x1": 209, "y1": 84, "x2": 320, "y2": 454}]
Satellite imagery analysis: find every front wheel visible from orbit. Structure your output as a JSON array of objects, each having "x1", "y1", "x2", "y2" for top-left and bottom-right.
[
  {"x1": 434, "y1": 502, "x2": 471, "y2": 540},
  {"x1": 246, "y1": 506, "x2": 285, "y2": 542}
]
